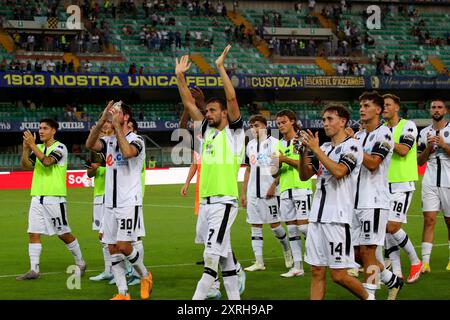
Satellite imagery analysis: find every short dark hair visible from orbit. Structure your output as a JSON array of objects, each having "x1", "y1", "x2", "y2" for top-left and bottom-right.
[
  {"x1": 129, "y1": 118, "x2": 138, "y2": 132},
  {"x1": 276, "y1": 109, "x2": 300, "y2": 131},
  {"x1": 120, "y1": 102, "x2": 133, "y2": 119},
  {"x1": 248, "y1": 114, "x2": 267, "y2": 126},
  {"x1": 321, "y1": 103, "x2": 350, "y2": 126},
  {"x1": 205, "y1": 97, "x2": 227, "y2": 111},
  {"x1": 430, "y1": 99, "x2": 447, "y2": 109},
  {"x1": 359, "y1": 91, "x2": 384, "y2": 110},
  {"x1": 382, "y1": 93, "x2": 401, "y2": 106},
  {"x1": 40, "y1": 118, "x2": 59, "y2": 130}
]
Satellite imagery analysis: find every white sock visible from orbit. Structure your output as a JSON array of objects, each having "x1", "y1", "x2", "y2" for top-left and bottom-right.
[
  {"x1": 271, "y1": 225, "x2": 290, "y2": 252},
  {"x1": 126, "y1": 248, "x2": 148, "y2": 278},
  {"x1": 287, "y1": 224, "x2": 303, "y2": 269},
  {"x1": 65, "y1": 239, "x2": 84, "y2": 265},
  {"x1": 111, "y1": 253, "x2": 128, "y2": 295},
  {"x1": 193, "y1": 254, "x2": 219, "y2": 300},
  {"x1": 220, "y1": 251, "x2": 240, "y2": 300},
  {"x1": 363, "y1": 283, "x2": 377, "y2": 299},
  {"x1": 297, "y1": 224, "x2": 308, "y2": 238},
  {"x1": 375, "y1": 246, "x2": 384, "y2": 267},
  {"x1": 102, "y1": 243, "x2": 112, "y2": 274},
  {"x1": 234, "y1": 258, "x2": 242, "y2": 274},
  {"x1": 390, "y1": 247, "x2": 402, "y2": 277},
  {"x1": 133, "y1": 240, "x2": 144, "y2": 262},
  {"x1": 251, "y1": 227, "x2": 264, "y2": 265},
  {"x1": 213, "y1": 276, "x2": 220, "y2": 290},
  {"x1": 132, "y1": 240, "x2": 144, "y2": 277},
  {"x1": 384, "y1": 233, "x2": 398, "y2": 260},
  {"x1": 29, "y1": 243, "x2": 42, "y2": 273},
  {"x1": 380, "y1": 268, "x2": 398, "y2": 289},
  {"x1": 393, "y1": 229, "x2": 420, "y2": 265},
  {"x1": 421, "y1": 242, "x2": 433, "y2": 264}
]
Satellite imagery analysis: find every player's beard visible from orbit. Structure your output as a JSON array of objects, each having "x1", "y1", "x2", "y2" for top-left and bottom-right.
[
  {"x1": 208, "y1": 116, "x2": 221, "y2": 128},
  {"x1": 432, "y1": 114, "x2": 444, "y2": 122}
]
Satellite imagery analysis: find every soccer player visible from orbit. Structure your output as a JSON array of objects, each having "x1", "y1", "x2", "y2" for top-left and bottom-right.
[
  {"x1": 180, "y1": 88, "x2": 246, "y2": 300},
  {"x1": 86, "y1": 102, "x2": 152, "y2": 300},
  {"x1": 175, "y1": 45, "x2": 244, "y2": 300},
  {"x1": 353, "y1": 91, "x2": 404, "y2": 300},
  {"x1": 241, "y1": 114, "x2": 293, "y2": 271},
  {"x1": 417, "y1": 99, "x2": 450, "y2": 273},
  {"x1": 125, "y1": 118, "x2": 147, "y2": 286},
  {"x1": 382, "y1": 94, "x2": 422, "y2": 283},
  {"x1": 88, "y1": 120, "x2": 114, "y2": 282},
  {"x1": 299, "y1": 104, "x2": 371, "y2": 300},
  {"x1": 17, "y1": 118, "x2": 86, "y2": 280},
  {"x1": 272, "y1": 109, "x2": 313, "y2": 278}
]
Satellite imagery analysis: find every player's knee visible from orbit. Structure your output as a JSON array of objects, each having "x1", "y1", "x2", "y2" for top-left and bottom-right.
[
  {"x1": 116, "y1": 242, "x2": 131, "y2": 254},
  {"x1": 386, "y1": 223, "x2": 400, "y2": 234},
  {"x1": 424, "y1": 215, "x2": 436, "y2": 227},
  {"x1": 330, "y1": 270, "x2": 346, "y2": 284},
  {"x1": 359, "y1": 246, "x2": 375, "y2": 260},
  {"x1": 203, "y1": 253, "x2": 220, "y2": 273},
  {"x1": 311, "y1": 267, "x2": 325, "y2": 280},
  {"x1": 28, "y1": 233, "x2": 40, "y2": 242},
  {"x1": 58, "y1": 233, "x2": 74, "y2": 243},
  {"x1": 270, "y1": 222, "x2": 280, "y2": 228}
]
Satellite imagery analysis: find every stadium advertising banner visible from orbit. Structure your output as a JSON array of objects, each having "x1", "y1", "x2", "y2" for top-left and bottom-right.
[
  {"x1": 0, "y1": 119, "x2": 347, "y2": 132},
  {"x1": 0, "y1": 167, "x2": 249, "y2": 190},
  {"x1": 1, "y1": 72, "x2": 449, "y2": 90}
]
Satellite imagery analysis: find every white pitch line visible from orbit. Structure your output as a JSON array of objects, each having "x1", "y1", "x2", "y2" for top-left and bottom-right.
[
  {"x1": 0, "y1": 199, "x2": 440, "y2": 217},
  {"x1": 0, "y1": 244, "x2": 448, "y2": 279}
]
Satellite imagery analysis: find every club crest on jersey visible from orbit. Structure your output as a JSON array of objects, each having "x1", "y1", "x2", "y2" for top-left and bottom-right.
[
  {"x1": 369, "y1": 134, "x2": 374, "y2": 141},
  {"x1": 335, "y1": 146, "x2": 342, "y2": 154},
  {"x1": 445, "y1": 131, "x2": 449, "y2": 137}
]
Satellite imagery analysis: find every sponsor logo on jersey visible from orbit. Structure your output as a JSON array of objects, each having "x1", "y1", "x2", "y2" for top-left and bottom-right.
[{"x1": 105, "y1": 153, "x2": 128, "y2": 167}]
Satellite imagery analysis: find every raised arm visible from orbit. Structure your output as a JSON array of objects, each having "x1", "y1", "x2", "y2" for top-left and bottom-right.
[
  {"x1": 111, "y1": 109, "x2": 140, "y2": 159},
  {"x1": 303, "y1": 130, "x2": 349, "y2": 179},
  {"x1": 21, "y1": 139, "x2": 33, "y2": 170},
  {"x1": 215, "y1": 45, "x2": 240, "y2": 122},
  {"x1": 86, "y1": 101, "x2": 113, "y2": 152},
  {"x1": 175, "y1": 55, "x2": 204, "y2": 122},
  {"x1": 23, "y1": 130, "x2": 57, "y2": 167}
]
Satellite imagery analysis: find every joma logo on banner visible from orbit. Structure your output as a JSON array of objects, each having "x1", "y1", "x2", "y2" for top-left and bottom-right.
[
  {"x1": 366, "y1": 5, "x2": 381, "y2": 30},
  {"x1": 66, "y1": 5, "x2": 81, "y2": 30}
]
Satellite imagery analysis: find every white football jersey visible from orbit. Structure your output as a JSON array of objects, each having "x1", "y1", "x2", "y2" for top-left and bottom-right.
[
  {"x1": 100, "y1": 132, "x2": 145, "y2": 208},
  {"x1": 387, "y1": 119, "x2": 418, "y2": 193},
  {"x1": 418, "y1": 122, "x2": 450, "y2": 188},
  {"x1": 354, "y1": 124, "x2": 394, "y2": 210},
  {"x1": 309, "y1": 137, "x2": 363, "y2": 224},
  {"x1": 245, "y1": 135, "x2": 279, "y2": 199}
]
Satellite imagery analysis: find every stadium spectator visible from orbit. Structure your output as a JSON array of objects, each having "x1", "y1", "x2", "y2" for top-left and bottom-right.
[
  {"x1": 128, "y1": 63, "x2": 137, "y2": 74},
  {"x1": 68, "y1": 60, "x2": 74, "y2": 73},
  {"x1": 0, "y1": 58, "x2": 6, "y2": 72},
  {"x1": 308, "y1": 0, "x2": 316, "y2": 13},
  {"x1": 100, "y1": 63, "x2": 108, "y2": 74},
  {"x1": 47, "y1": 60, "x2": 56, "y2": 73},
  {"x1": 84, "y1": 60, "x2": 93, "y2": 73}
]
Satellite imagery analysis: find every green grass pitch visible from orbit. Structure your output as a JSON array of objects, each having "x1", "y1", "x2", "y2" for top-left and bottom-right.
[{"x1": 0, "y1": 178, "x2": 448, "y2": 300}]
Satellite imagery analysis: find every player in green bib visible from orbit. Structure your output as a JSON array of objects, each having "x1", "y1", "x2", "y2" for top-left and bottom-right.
[
  {"x1": 175, "y1": 45, "x2": 244, "y2": 300},
  {"x1": 17, "y1": 119, "x2": 86, "y2": 281},
  {"x1": 382, "y1": 94, "x2": 422, "y2": 284},
  {"x1": 272, "y1": 109, "x2": 313, "y2": 278}
]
